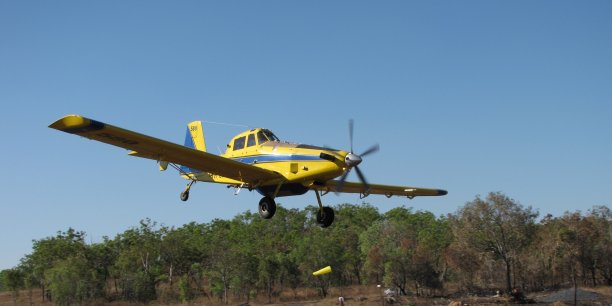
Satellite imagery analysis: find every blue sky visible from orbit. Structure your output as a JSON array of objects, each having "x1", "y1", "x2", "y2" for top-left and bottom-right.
[{"x1": 1, "y1": 1, "x2": 610, "y2": 270}]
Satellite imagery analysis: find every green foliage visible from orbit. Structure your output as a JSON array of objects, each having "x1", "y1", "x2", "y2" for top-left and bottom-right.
[
  {"x1": 177, "y1": 274, "x2": 193, "y2": 302},
  {"x1": 5, "y1": 199, "x2": 610, "y2": 305},
  {"x1": 330, "y1": 203, "x2": 381, "y2": 285},
  {"x1": 45, "y1": 256, "x2": 104, "y2": 306},
  {"x1": 1, "y1": 268, "x2": 24, "y2": 298},
  {"x1": 359, "y1": 208, "x2": 450, "y2": 295},
  {"x1": 111, "y1": 219, "x2": 162, "y2": 303}
]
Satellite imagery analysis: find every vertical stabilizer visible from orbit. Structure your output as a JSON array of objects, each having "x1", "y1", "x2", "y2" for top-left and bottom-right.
[{"x1": 184, "y1": 121, "x2": 206, "y2": 152}]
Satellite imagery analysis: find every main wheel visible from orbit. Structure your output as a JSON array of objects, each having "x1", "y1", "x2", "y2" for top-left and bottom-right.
[
  {"x1": 316, "y1": 206, "x2": 335, "y2": 228},
  {"x1": 258, "y1": 196, "x2": 277, "y2": 219},
  {"x1": 180, "y1": 190, "x2": 189, "y2": 201}
]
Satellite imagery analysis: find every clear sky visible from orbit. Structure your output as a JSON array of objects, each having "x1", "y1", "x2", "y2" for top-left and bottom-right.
[{"x1": 1, "y1": 1, "x2": 610, "y2": 270}]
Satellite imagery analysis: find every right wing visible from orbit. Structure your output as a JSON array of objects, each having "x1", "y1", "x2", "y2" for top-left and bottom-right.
[
  {"x1": 312, "y1": 180, "x2": 447, "y2": 199},
  {"x1": 49, "y1": 115, "x2": 283, "y2": 185}
]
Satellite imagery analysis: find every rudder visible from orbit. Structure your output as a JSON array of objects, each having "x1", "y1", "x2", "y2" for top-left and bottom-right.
[{"x1": 184, "y1": 121, "x2": 206, "y2": 152}]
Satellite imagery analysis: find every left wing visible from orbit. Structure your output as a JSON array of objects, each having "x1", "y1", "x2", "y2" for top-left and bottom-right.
[
  {"x1": 49, "y1": 115, "x2": 283, "y2": 185},
  {"x1": 311, "y1": 180, "x2": 447, "y2": 199}
]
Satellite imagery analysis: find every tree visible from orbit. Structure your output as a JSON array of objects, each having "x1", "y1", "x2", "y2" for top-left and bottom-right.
[
  {"x1": 558, "y1": 220, "x2": 580, "y2": 306},
  {"x1": 521, "y1": 214, "x2": 564, "y2": 290},
  {"x1": 159, "y1": 224, "x2": 204, "y2": 289},
  {"x1": 177, "y1": 274, "x2": 193, "y2": 303},
  {"x1": 111, "y1": 219, "x2": 162, "y2": 303},
  {"x1": 330, "y1": 203, "x2": 380, "y2": 285},
  {"x1": 1, "y1": 268, "x2": 24, "y2": 305},
  {"x1": 450, "y1": 192, "x2": 538, "y2": 293},
  {"x1": 411, "y1": 212, "x2": 451, "y2": 295},
  {"x1": 233, "y1": 206, "x2": 308, "y2": 301},
  {"x1": 0, "y1": 270, "x2": 5, "y2": 292},
  {"x1": 204, "y1": 219, "x2": 240, "y2": 305},
  {"x1": 359, "y1": 219, "x2": 386, "y2": 285},
  {"x1": 360, "y1": 207, "x2": 450, "y2": 296},
  {"x1": 10, "y1": 195, "x2": 604, "y2": 304},
  {"x1": 555, "y1": 207, "x2": 611, "y2": 290},
  {"x1": 87, "y1": 238, "x2": 116, "y2": 298},
  {"x1": 159, "y1": 222, "x2": 209, "y2": 301},
  {"x1": 586, "y1": 206, "x2": 612, "y2": 286},
  {"x1": 21, "y1": 228, "x2": 89, "y2": 302},
  {"x1": 45, "y1": 256, "x2": 104, "y2": 306}
]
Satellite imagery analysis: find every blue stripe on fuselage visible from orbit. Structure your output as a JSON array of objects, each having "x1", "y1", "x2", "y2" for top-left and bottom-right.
[
  {"x1": 233, "y1": 154, "x2": 321, "y2": 164},
  {"x1": 178, "y1": 154, "x2": 322, "y2": 174}
]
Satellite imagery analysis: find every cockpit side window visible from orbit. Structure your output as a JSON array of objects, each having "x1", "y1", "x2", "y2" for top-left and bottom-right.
[
  {"x1": 257, "y1": 131, "x2": 269, "y2": 144},
  {"x1": 247, "y1": 133, "x2": 256, "y2": 147},
  {"x1": 233, "y1": 136, "x2": 246, "y2": 151}
]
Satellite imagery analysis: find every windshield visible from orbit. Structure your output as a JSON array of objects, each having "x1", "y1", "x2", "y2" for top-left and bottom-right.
[
  {"x1": 262, "y1": 130, "x2": 279, "y2": 142},
  {"x1": 257, "y1": 131, "x2": 268, "y2": 144},
  {"x1": 256, "y1": 129, "x2": 280, "y2": 145}
]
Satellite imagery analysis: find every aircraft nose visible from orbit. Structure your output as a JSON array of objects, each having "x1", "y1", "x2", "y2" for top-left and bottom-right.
[{"x1": 345, "y1": 153, "x2": 362, "y2": 167}]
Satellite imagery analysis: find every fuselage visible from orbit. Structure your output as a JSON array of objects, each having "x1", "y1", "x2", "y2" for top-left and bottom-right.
[{"x1": 183, "y1": 128, "x2": 348, "y2": 196}]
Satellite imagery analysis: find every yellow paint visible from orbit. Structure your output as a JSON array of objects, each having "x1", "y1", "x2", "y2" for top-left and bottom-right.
[
  {"x1": 313, "y1": 266, "x2": 332, "y2": 276},
  {"x1": 48, "y1": 114, "x2": 88, "y2": 130},
  {"x1": 188, "y1": 121, "x2": 206, "y2": 152}
]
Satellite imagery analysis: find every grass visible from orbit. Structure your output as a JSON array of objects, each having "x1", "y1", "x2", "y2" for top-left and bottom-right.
[{"x1": 1, "y1": 285, "x2": 611, "y2": 306}]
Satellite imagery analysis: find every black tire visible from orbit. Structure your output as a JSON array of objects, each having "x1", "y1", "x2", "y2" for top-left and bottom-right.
[
  {"x1": 258, "y1": 196, "x2": 276, "y2": 219},
  {"x1": 180, "y1": 190, "x2": 189, "y2": 201},
  {"x1": 316, "y1": 206, "x2": 335, "y2": 228}
]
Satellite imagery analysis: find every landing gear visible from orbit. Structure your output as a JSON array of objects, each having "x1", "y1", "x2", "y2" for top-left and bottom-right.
[
  {"x1": 316, "y1": 206, "x2": 335, "y2": 228},
  {"x1": 314, "y1": 190, "x2": 335, "y2": 227},
  {"x1": 180, "y1": 190, "x2": 189, "y2": 201},
  {"x1": 180, "y1": 180, "x2": 195, "y2": 202},
  {"x1": 258, "y1": 196, "x2": 277, "y2": 219}
]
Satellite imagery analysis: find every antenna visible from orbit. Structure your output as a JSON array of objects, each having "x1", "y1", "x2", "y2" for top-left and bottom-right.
[{"x1": 201, "y1": 120, "x2": 250, "y2": 128}]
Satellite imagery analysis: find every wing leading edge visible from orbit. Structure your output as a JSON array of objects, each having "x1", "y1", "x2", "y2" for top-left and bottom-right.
[
  {"x1": 49, "y1": 115, "x2": 282, "y2": 185},
  {"x1": 312, "y1": 180, "x2": 447, "y2": 199}
]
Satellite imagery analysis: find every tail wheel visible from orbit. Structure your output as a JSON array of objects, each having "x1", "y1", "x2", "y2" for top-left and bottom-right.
[
  {"x1": 316, "y1": 206, "x2": 335, "y2": 228},
  {"x1": 180, "y1": 190, "x2": 189, "y2": 201},
  {"x1": 180, "y1": 180, "x2": 195, "y2": 202},
  {"x1": 258, "y1": 196, "x2": 277, "y2": 219}
]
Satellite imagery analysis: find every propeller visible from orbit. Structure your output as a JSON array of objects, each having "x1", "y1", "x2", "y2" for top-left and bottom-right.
[{"x1": 336, "y1": 119, "x2": 379, "y2": 194}]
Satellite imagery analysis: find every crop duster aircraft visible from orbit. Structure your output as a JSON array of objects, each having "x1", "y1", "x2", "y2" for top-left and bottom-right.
[{"x1": 49, "y1": 115, "x2": 447, "y2": 227}]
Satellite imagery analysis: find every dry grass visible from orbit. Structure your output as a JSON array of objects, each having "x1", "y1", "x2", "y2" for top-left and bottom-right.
[{"x1": 2, "y1": 286, "x2": 611, "y2": 306}]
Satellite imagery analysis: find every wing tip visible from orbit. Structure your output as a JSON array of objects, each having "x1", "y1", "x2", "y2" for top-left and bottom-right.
[{"x1": 49, "y1": 115, "x2": 105, "y2": 134}]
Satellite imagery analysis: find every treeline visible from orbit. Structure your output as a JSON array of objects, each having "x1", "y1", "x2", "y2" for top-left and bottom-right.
[{"x1": 1, "y1": 192, "x2": 610, "y2": 305}]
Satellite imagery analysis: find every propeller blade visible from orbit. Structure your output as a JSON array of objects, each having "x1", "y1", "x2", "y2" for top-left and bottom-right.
[
  {"x1": 360, "y1": 144, "x2": 379, "y2": 157},
  {"x1": 335, "y1": 119, "x2": 374, "y2": 195},
  {"x1": 349, "y1": 119, "x2": 354, "y2": 153},
  {"x1": 335, "y1": 170, "x2": 350, "y2": 194},
  {"x1": 354, "y1": 166, "x2": 370, "y2": 192}
]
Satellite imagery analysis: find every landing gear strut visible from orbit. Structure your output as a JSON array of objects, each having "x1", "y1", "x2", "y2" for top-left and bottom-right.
[
  {"x1": 258, "y1": 196, "x2": 277, "y2": 219},
  {"x1": 314, "y1": 190, "x2": 335, "y2": 228}
]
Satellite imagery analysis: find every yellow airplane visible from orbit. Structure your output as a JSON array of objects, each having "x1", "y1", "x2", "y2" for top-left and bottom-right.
[{"x1": 49, "y1": 115, "x2": 447, "y2": 227}]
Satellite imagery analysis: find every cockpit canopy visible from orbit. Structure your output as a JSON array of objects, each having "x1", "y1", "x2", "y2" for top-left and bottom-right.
[{"x1": 228, "y1": 128, "x2": 279, "y2": 152}]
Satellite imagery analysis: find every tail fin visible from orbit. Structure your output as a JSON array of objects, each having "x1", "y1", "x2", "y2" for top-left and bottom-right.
[
  {"x1": 184, "y1": 121, "x2": 206, "y2": 152},
  {"x1": 175, "y1": 121, "x2": 206, "y2": 173}
]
